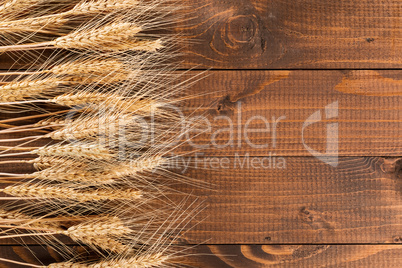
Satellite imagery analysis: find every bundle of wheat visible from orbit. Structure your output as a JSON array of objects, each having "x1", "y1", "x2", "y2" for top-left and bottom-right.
[{"x1": 0, "y1": 0, "x2": 201, "y2": 267}]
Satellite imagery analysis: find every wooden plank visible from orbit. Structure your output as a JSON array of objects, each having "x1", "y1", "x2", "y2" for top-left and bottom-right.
[
  {"x1": 1, "y1": 245, "x2": 402, "y2": 267},
  {"x1": 1, "y1": 156, "x2": 401, "y2": 245},
  {"x1": 3, "y1": 70, "x2": 402, "y2": 157},
  {"x1": 191, "y1": 245, "x2": 402, "y2": 268},
  {"x1": 174, "y1": 156, "x2": 402, "y2": 244},
  {"x1": 0, "y1": 245, "x2": 93, "y2": 268},
  {"x1": 0, "y1": 0, "x2": 401, "y2": 70},
  {"x1": 178, "y1": 70, "x2": 402, "y2": 156},
  {"x1": 177, "y1": 0, "x2": 402, "y2": 69}
]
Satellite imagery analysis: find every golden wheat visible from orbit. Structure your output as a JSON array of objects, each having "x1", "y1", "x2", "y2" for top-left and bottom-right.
[
  {"x1": 46, "y1": 253, "x2": 169, "y2": 268},
  {"x1": 52, "y1": 92, "x2": 159, "y2": 115},
  {"x1": 70, "y1": 0, "x2": 140, "y2": 14},
  {"x1": 28, "y1": 167, "x2": 117, "y2": 185},
  {"x1": 0, "y1": 0, "x2": 43, "y2": 17},
  {"x1": 0, "y1": 209, "x2": 62, "y2": 231},
  {"x1": 32, "y1": 143, "x2": 113, "y2": 160},
  {"x1": 53, "y1": 22, "x2": 142, "y2": 51},
  {"x1": 60, "y1": 216, "x2": 132, "y2": 252},
  {"x1": 0, "y1": 22, "x2": 165, "y2": 52},
  {"x1": 29, "y1": 156, "x2": 88, "y2": 170},
  {"x1": 50, "y1": 59, "x2": 130, "y2": 82},
  {"x1": 0, "y1": 16, "x2": 69, "y2": 34},
  {"x1": 2, "y1": 184, "x2": 142, "y2": 201},
  {"x1": 0, "y1": 78, "x2": 59, "y2": 102}
]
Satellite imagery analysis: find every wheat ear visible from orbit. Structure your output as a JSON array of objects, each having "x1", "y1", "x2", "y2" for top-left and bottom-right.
[
  {"x1": 46, "y1": 254, "x2": 169, "y2": 268},
  {"x1": 27, "y1": 167, "x2": 117, "y2": 185},
  {"x1": 0, "y1": 0, "x2": 141, "y2": 29},
  {"x1": 69, "y1": 0, "x2": 140, "y2": 14},
  {"x1": 2, "y1": 185, "x2": 142, "y2": 201},
  {"x1": 29, "y1": 156, "x2": 89, "y2": 170},
  {"x1": 32, "y1": 143, "x2": 114, "y2": 160},
  {"x1": 60, "y1": 216, "x2": 132, "y2": 253},
  {"x1": 0, "y1": 0, "x2": 44, "y2": 17},
  {"x1": 0, "y1": 16, "x2": 69, "y2": 34},
  {"x1": 0, "y1": 23, "x2": 163, "y2": 52},
  {"x1": 0, "y1": 209, "x2": 62, "y2": 231},
  {"x1": 0, "y1": 78, "x2": 60, "y2": 102}
]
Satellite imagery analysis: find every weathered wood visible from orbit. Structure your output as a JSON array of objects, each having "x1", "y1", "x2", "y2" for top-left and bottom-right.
[
  {"x1": 191, "y1": 244, "x2": 402, "y2": 268},
  {"x1": 1, "y1": 244, "x2": 402, "y2": 267},
  {"x1": 0, "y1": 0, "x2": 401, "y2": 70},
  {"x1": 178, "y1": 70, "x2": 402, "y2": 156},
  {"x1": 1, "y1": 156, "x2": 401, "y2": 245},
  {"x1": 177, "y1": 0, "x2": 402, "y2": 69},
  {"x1": 2, "y1": 70, "x2": 402, "y2": 157},
  {"x1": 0, "y1": 245, "x2": 93, "y2": 268},
  {"x1": 174, "y1": 156, "x2": 402, "y2": 244}
]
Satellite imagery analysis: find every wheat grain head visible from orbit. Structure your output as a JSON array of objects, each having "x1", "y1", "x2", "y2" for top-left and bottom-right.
[{"x1": 2, "y1": 184, "x2": 142, "y2": 202}]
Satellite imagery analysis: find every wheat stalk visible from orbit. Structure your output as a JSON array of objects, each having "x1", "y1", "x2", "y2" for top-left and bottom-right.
[
  {"x1": 29, "y1": 156, "x2": 89, "y2": 170},
  {"x1": 60, "y1": 216, "x2": 132, "y2": 253},
  {"x1": 0, "y1": 78, "x2": 60, "y2": 102},
  {"x1": 50, "y1": 59, "x2": 131, "y2": 82},
  {"x1": 0, "y1": 0, "x2": 44, "y2": 17},
  {"x1": 32, "y1": 143, "x2": 114, "y2": 160},
  {"x1": 27, "y1": 167, "x2": 117, "y2": 185},
  {"x1": 34, "y1": 117, "x2": 68, "y2": 129},
  {"x1": 0, "y1": 16, "x2": 69, "y2": 34},
  {"x1": 0, "y1": 22, "x2": 162, "y2": 52},
  {"x1": 70, "y1": 0, "x2": 140, "y2": 14},
  {"x1": 46, "y1": 254, "x2": 169, "y2": 268},
  {"x1": 0, "y1": 209, "x2": 62, "y2": 231},
  {"x1": 2, "y1": 184, "x2": 142, "y2": 201}
]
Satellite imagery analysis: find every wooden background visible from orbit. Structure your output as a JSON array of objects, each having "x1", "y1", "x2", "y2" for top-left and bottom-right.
[{"x1": 1, "y1": 0, "x2": 402, "y2": 267}]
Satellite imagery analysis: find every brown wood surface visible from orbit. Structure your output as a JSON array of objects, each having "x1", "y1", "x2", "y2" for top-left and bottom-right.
[
  {"x1": 1, "y1": 0, "x2": 401, "y2": 266},
  {"x1": 179, "y1": 70, "x2": 402, "y2": 156},
  {"x1": 1, "y1": 245, "x2": 402, "y2": 268},
  {"x1": 174, "y1": 156, "x2": 402, "y2": 244},
  {"x1": 0, "y1": 0, "x2": 401, "y2": 70},
  {"x1": 177, "y1": 0, "x2": 402, "y2": 69},
  {"x1": 1, "y1": 156, "x2": 402, "y2": 245}
]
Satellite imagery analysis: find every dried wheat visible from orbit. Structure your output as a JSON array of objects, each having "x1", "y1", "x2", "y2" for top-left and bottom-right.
[
  {"x1": 0, "y1": 0, "x2": 43, "y2": 17},
  {"x1": 28, "y1": 167, "x2": 117, "y2": 185},
  {"x1": 0, "y1": 78, "x2": 59, "y2": 102},
  {"x1": 53, "y1": 22, "x2": 142, "y2": 51},
  {"x1": 32, "y1": 143, "x2": 113, "y2": 160},
  {"x1": 2, "y1": 184, "x2": 142, "y2": 201},
  {"x1": 70, "y1": 0, "x2": 140, "y2": 14},
  {"x1": 47, "y1": 254, "x2": 169, "y2": 268},
  {"x1": 52, "y1": 92, "x2": 159, "y2": 115},
  {"x1": 29, "y1": 156, "x2": 88, "y2": 170}
]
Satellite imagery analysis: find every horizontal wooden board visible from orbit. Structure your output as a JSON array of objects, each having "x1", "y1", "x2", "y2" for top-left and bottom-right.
[
  {"x1": 177, "y1": 0, "x2": 402, "y2": 69},
  {"x1": 0, "y1": 0, "x2": 401, "y2": 70},
  {"x1": 2, "y1": 70, "x2": 402, "y2": 157},
  {"x1": 174, "y1": 156, "x2": 402, "y2": 244},
  {"x1": 178, "y1": 70, "x2": 402, "y2": 156},
  {"x1": 1, "y1": 156, "x2": 401, "y2": 245},
  {"x1": 1, "y1": 244, "x2": 402, "y2": 268},
  {"x1": 192, "y1": 244, "x2": 402, "y2": 268}
]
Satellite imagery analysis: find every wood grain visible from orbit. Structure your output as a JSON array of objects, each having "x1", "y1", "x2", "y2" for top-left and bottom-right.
[
  {"x1": 1, "y1": 156, "x2": 402, "y2": 245},
  {"x1": 0, "y1": 0, "x2": 400, "y2": 70},
  {"x1": 174, "y1": 156, "x2": 402, "y2": 244},
  {"x1": 179, "y1": 70, "x2": 402, "y2": 156},
  {"x1": 176, "y1": 0, "x2": 402, "y2": 69},
  {"x1": 191, "y1": 244, "x2": 402, "y2": 268},
  {"x1": 1, "y1": 245, "x2": 402, "y2": 268}
]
